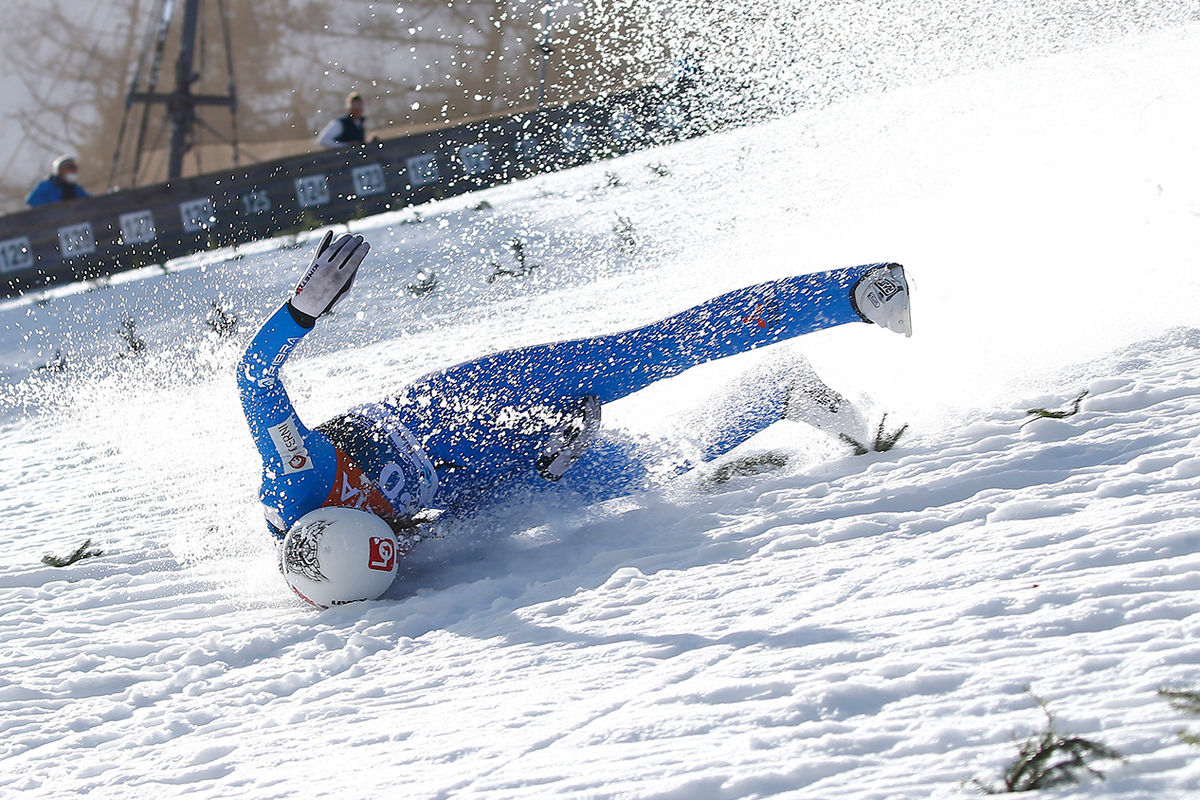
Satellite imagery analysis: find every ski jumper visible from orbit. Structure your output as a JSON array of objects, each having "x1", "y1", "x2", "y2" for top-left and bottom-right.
[{"x1": 238, "y1": 264, "x2": 882, "y2": 538}]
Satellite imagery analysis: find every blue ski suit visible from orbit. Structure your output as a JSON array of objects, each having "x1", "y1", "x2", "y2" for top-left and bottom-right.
[{"x1": 238, "y1": 264, "x2": 882, "y2": 540}]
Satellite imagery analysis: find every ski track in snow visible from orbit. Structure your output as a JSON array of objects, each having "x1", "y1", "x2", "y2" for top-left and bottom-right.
[{"x1": 2, "y1": 22, "x2": 1200, "y2": 800}]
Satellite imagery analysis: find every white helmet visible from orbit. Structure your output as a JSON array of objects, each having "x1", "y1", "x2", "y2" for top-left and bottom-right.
[{"x1": 281, "y1": 506, "x2": 400, "y2": 609}]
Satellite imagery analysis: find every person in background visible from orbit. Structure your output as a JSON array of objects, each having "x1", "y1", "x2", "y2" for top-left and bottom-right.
[
  {"x1": 317, "y1": 92, "x2": 367, "y2": 149},
  {"x1": 27, "y1": 155, "x2": 91, "y2": 207}
]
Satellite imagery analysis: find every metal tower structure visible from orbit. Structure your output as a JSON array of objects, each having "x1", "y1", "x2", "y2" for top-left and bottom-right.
[{"x1": 109, "y1": 0, "x2": 238, "y2": 186}]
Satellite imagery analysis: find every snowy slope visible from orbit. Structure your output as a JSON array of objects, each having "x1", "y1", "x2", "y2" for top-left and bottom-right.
[{"x1": 2, "y1": 22, "x2": 1200, "y2": 800}]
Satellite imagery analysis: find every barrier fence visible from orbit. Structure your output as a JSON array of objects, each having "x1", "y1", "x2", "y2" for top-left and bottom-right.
[{"x1": 0, "y1": 85, "x2": 691, "y2": 296}]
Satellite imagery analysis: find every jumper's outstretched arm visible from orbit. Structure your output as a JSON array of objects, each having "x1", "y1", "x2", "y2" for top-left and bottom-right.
[
  {"x1": 237, "y1": 231, "x2": 369, "y2": 479},
  {"x1": 237, "y1": 232, "x2": 371, "y2": 534},
  {"x1": 237, "y1": 303, "x2": 318, "y2": 475}
]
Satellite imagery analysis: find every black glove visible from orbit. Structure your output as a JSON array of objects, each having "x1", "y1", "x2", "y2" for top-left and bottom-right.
[{"x1": 288, "y1": 231, "x2": 371, "y2": 324}]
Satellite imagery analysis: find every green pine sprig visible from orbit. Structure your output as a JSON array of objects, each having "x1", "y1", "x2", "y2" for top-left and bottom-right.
[
  {"x1": 1159, "y1": 687, "x2": 1200, "y2": 747},
  {"x1": 1022, "y1": 390, "x2": 1088, "y2": 427},
  {"x1": 972, "y1": 695, "x2": 1123, "y2": 794},
  {"x1": 41, "y1": 538, "x2": 103, "y2": 567},
  {"x1": 839, "y1": 413, "x2": 909, "y2": 456},
  {"x1": 703, "y1": 452, "x2": 789, "y2": 488}
]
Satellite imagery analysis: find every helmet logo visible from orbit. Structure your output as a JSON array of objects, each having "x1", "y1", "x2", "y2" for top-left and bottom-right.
[
  {"x1": 368, "y1": 536, "x2": 395, "y2": 571},
  {"x1": 284, "y1": 520, "x2": 329, "y2": 583},
  {"x1": 874, "y1": 277, "x2": 901, "y2": 302}
]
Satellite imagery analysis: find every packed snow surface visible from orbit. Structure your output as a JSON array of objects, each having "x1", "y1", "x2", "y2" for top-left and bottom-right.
[{"x1": 3, "y1": 23, "x2": 1200, "y2": 800}]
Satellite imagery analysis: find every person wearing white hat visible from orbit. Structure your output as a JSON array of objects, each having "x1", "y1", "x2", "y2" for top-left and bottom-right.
[{"x1": 27, "y1": 155, "x2": 92, "y2": 207}]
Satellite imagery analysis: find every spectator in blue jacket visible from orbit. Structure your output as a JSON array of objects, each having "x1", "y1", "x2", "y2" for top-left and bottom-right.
[{"x1": 27, "y1": 156, "x2": 91, "y2": 207}]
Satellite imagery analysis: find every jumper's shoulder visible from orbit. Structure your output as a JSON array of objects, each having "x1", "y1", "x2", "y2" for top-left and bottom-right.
[{"x1": 257, "y1": 426, "x2": 340, "y2": 533}]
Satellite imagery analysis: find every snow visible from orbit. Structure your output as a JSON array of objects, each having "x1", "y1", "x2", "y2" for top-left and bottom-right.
[{"x1": 2, "y1": 20, "x2": 1200, "y2": 800}]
